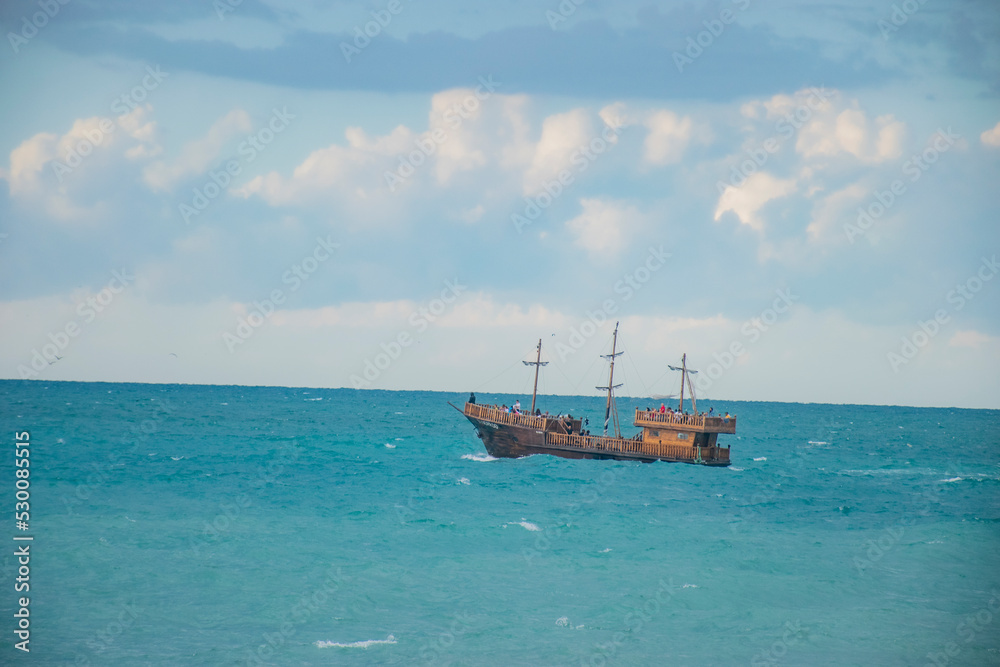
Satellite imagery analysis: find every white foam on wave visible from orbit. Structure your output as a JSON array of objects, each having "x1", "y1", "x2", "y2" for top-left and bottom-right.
[
  {"x1": 807, "y1": 440, "x2": 829, "y2": 445},
  {"x1": 315, "y1": 634, "x2": 397, "y2": 649},
  {"x1": 384, "y1": 444, "x2": 396, "y2": 449},
  {"x1": 457, "y1": 477, "x2": 470, "y2": 485},
  {"x1": 171, "y1": 456, "x2": 184, "y2": 461},
  {"x1": 599, "y1": 548, "x2": 612, "y2": 553},
  {"x1": 753, "y1": 457, "x2": 767, "y2": 461},
  {"x1": 556, "y1": 616, "x2": 569, "y2": 627},
  {"x1": 516, "y1": 520, "x2": 541, "y2": 532},
  {"x1": 462, "y1": 453, "x2": 498, "y2": 462},
  {"x1": 305, "y1": 397, "x2": 323, "y2": 401},
  {"x1": 729, "y1": 467, "x2": 744, "y2": 471},
  {"x1": 683, "y1": 584, "x2": 699, "y2": 588},
  {"x1": 939, "y1": 477, "x2": 962, "y2": 483}
]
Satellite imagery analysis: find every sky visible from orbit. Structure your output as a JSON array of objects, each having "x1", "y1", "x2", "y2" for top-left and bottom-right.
[{"x1": 0, "y1": 0, "x2": 998, "y2": 408}]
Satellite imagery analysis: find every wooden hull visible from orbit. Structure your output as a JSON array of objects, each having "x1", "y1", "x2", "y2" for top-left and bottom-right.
[{"x1": 463, "y1": 412, "x2": 730, "y2": 466}]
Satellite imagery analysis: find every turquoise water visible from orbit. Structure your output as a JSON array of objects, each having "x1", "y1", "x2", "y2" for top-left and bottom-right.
[{"x1": 1, "y1": 380, "x2": 998, "y2": 665}]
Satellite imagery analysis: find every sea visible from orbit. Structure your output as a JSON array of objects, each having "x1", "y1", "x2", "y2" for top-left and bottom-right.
[{"x1": 0, "y1": 380, "x2": 998, "y2": 666}]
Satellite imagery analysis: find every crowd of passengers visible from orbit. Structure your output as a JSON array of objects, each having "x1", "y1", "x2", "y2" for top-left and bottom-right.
[
  {"x1": 468, "y1": 394, "x2": 594, "y2": 434},
  {"x1": 644, "y1": 404, "x2": 734, "y2": 421}
]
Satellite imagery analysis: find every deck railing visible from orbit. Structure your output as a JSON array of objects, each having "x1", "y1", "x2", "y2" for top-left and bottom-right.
[
  {"x1": 547, "y1": 432, "x2": 645, "y2": 455},
  {"x1": 547, "y1": 432, "x2": 729, "y2": 462},
  {"x1": 465, "y1": 403, "x2": 546, "y2": 429},
  {"x1": 634, "y1": 409, "x2": 736, "y2": 430}
]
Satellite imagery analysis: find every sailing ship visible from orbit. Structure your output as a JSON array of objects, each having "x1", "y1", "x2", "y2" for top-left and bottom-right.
[{"x1": 453, "y1": 323, "x2": 735, "y2": 466}]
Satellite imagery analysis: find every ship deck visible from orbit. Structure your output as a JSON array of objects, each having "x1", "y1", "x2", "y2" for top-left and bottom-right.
[{"x1": 461, "y1": 403, "x2": 730, "y2": 466}]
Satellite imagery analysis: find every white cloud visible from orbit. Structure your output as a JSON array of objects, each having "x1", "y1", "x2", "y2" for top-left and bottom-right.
[
  {"x1": 1, "y1": 107, "x2": 159, "y2": 223},
  {"x1": 643, "y1": 110, "x2": 693, "y2": 166},
  {"x1": 6, "y1": 131, "x2": 57, "y2": 196},
  {"x1": 427, "y1": 88, "x2": 533, "y2": 185},
  {"x1": 239, "y1": 89, "x2": 537, "y2": 209},
  {"x1": 143, "y1": 109, "x2": 252, "y2": 191},
  {"x1": 238, "y1": 123, "x2": 414, "y2": 206},
  {"x1": 523, "y1": 108, "x2": 594, "y2": 194},
  {"x1": 805, "y1": 181, "x2": 868, "y2": 244},
  {"x1": 797, "y1": 105, "x2": 904, "y2": 164},
  {"x1": 270, "y1": 294, "x2": 565, "y2": 331},
  {"x1": 714, "y1": 172, "x2": 796, "y2": 232},
  {"x1": 564, "y1": 198, "x2": 641, "y2": 258},
  {"x1": 948, "y1": 330, "x2": 996, "y2": 348},
  {"x1": 980, "y1": 121, "x2": 1000, "y2": 148}
]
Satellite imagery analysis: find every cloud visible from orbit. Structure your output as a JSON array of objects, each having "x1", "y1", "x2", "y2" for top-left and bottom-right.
[
  {"x1": 797, "y1": 104, "x2": 905, "y2": 164},
  {"x1": 238, "y1": 123, "x2": 414, "y2": 207},
  {"x1": 981, "y1": 121, "x2": 1000, "y2": 148},
  {"x1": 238, "y1": 89, "x2": 537, "y2": 209},
  {"x1": 6, "y1": 132, "x2": 57, "y2": 197},
  {"x1": 427, "y1": 88, "x2": 533, "y2": 186},
  {"x1": 143, "y1": 109, "x2": 253, "y2": 191},
  {"x1": 523, "y1": 109, "x2": 594, "y2": 194},
  {"x1": 45, "y1": 9, "x2": 897, "y2": 102},
  {"x1": 714, "y1": 172, "x2": 796, "y2": 232},
  {"x1": 2, "y1": 107, "x2": 159, "y2": 223},
  {"x1": 805, "y1": 181, "x2": 869, "y2": 245},
  {"x1": 643, "y1": 110, "x2": 693, "y2": 166},
  {"x1": 564, "y1": 198, "x2": 641, "y2": 259},
  {"x1": 233, "y1": 293, "x2": 568, "y2": 336},
  {"x1": 236, "y1": 92, "x2": 628, "y2": 215},
  {"x1": 948, "y1": 330, "x2": 996, "y2": 348}
]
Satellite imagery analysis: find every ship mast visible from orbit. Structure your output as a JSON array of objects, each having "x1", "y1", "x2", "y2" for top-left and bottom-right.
[
  {"x1": 522, "y1": 338, "x2": 548, "y2": 414},
  {"x1": 596, "y1": 322, "x2": 623, "y2": 437},
  {"x1": 669, "y1": 354, "x2": 699, "y2": 414},
  {"x1": 679, "y1": 353, "x2": 686, "y2": 412}
]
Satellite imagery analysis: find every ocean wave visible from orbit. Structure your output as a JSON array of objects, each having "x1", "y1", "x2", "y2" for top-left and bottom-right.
[
  {"x1": 384, "y1": 444, "x2": 396, "y2": 449},
  {"x1": 729, "y1": 467, "x2": 744, "y2": 471},
  {"x1": 753, "y1": 457, "x2": 767, "y2": 461},
  {"x1": 315, "y1": 634, "x2": 396, "y2": 649},
  {"x1": 808, "y1": 441, "x2": 829, "y2": 445},
  {"x1": 461, "y1": 453, "x2": 497, "y2": 462},
  {"x1": 938, "y1": 477, "x2": 962, "y2": 483},
  {"x1": 515, "y1": 520, "x2": 541, "y2": 532},
  {"x1": 305, "y1": 397, "x2": 323, "y2": 401}
]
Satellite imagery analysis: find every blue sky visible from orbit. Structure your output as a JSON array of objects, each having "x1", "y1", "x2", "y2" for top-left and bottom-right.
[{"x1": 1, "y1": 0, "x2": 998, "y2": 408}]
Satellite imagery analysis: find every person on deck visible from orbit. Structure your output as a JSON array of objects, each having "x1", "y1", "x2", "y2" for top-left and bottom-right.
[
  {"x1": 469, "y1": 392, "x2": 476, "y2": 404},
  {"x1": 659, "y1": 403, "x2": 666, "y2": 413},
  {"x1": 514, "y1": 400, "x2": 521, "y2": 414}
]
